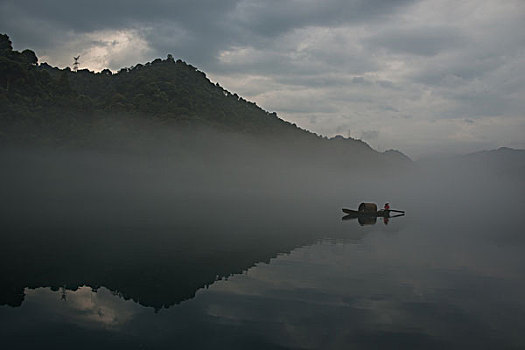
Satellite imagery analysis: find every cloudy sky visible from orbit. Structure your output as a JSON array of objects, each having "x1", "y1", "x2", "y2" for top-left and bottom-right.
[{"x1": 1, "y1": 0, "x2": 524, "y2": 158}]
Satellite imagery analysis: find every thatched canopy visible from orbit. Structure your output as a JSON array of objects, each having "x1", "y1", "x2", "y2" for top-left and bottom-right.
[{"x1": 358, "y1": 202, "x2": 377, "y2": 213}]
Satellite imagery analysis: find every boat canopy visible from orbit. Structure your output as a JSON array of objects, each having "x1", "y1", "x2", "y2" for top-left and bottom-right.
[{"x1": 358, "y1": 202, "x2": 377, "y2": 213}]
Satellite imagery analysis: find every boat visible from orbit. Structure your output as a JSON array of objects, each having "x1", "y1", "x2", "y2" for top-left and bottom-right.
[
  {"x1": 342, "y1": 203, "x2": 405, "y2": 217},
  {"x1": 342, "y1": 203, "x2": 405, "y2": 226}
]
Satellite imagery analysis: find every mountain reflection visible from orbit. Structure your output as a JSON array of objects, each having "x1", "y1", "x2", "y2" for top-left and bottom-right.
[
  {"x1": 0, "y1": 202, "x2": 362, "y2": 310},
  {"x1": 4, "y1": 232, "x2": 524, "y2": 350}
]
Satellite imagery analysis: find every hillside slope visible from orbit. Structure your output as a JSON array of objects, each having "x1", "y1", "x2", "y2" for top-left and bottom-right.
[{"x1": 0, "y1": 34, "x2": 409, "y2": 168}]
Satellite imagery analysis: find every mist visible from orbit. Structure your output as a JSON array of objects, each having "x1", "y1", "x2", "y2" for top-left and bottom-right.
[
  {"x1": 1, "y1": 117, "x2": 524, "y2": 348},
  {"x1": 1, "y1": 116, "x2": 522, "y2": 234},
  {"x1": 4, "y1": 118, "x2": 523, "y2": 204}
]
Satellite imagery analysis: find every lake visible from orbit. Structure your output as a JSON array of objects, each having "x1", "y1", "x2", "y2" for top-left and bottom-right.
[{"x1": 1, "y1": 150, "x2": 524, "y2": 349}]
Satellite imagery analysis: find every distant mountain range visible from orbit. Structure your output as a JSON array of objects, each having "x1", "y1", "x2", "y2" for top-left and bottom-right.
[
  {"x1": 461, "y1": 147, "x2": 525, "y2": 178},
  {"x1": 417, "y1": 146, "x2": 525, "y2": 180},
  {"x1": 463, "y1": 147, "x2": 525, "y2": 162}
]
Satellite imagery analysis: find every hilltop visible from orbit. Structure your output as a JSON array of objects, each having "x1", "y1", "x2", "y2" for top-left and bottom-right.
[{"x1": 0, "y1": 34, "x2": 409, "y2": 168}]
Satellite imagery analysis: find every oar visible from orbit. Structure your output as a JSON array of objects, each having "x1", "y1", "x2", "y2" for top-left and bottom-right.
[{"x1": 389, "y1": 209, "x2": 405, "y2": 214}]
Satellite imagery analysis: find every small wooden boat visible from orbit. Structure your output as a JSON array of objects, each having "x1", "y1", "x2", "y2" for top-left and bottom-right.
[{"x1": 342, "y1": 203, "x2": 405, "y2": 217}]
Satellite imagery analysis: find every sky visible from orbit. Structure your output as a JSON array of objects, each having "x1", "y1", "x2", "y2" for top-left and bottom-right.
[{"x1": 1, "y1": 0, "x2": 524, "y2": 158}]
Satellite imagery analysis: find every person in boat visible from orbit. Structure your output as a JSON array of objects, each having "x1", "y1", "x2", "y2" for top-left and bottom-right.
[{"x1": 384, "y1": 203, "x2": 390, "y2": 211}]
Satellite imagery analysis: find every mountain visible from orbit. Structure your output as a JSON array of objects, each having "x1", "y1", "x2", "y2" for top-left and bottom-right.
[
  {"x1": 414, "y1": 146, "x2": 525, "y2": 196},
  {"x1": 463, "y1": 147, "x2": 525, "y2": 164},
  {"x1": 0, "y1": 34, "x2": 409, "y2": 168},
  {"x1": 461, "y1": 147, "x2": 525, "y2": 179}
]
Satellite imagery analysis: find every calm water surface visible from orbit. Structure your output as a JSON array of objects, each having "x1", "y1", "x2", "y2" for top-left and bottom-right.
[{"x1": 1, "y1": 154, "x2": 524, "y2": 349}]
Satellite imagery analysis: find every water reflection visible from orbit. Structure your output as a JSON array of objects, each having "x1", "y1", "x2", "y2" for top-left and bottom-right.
[
  {"x1": 0, "y1": 203, "x2": 350, "y2": 310},
  {"x1": 342, "y1": 212, "x2": 405, "y2": 226},
  {"x1": 3, "y1": 229, "x2": 524, "y2": 349},
  {"x1": 24, "y1": 286, "x2": 142, "y2": 329},
  {"x1": 1, "y1": 164, "x2": 524, "y2": 348}
]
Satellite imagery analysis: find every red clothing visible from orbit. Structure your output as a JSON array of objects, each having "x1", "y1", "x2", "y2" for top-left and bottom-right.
[{"x1": 384, "y1": 204, "x2": 390, "y2": 210}]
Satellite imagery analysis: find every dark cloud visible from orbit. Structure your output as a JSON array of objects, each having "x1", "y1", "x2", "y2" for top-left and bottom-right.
[
  {"x1": 0, "y1": 0, "x2": 415, "y2": 66},
  {"x1": 234, "y1": 0, "x2": 416, "y2": 37},
  {"x1": 0, "y1": 0, "x2": 524, "y2": 157},
  {"x1": 1, "y1": 0, "x2": 239, "y2": 31},
  {"x1": 1, "y1": 0, "x2": 240, "y2": 67}
]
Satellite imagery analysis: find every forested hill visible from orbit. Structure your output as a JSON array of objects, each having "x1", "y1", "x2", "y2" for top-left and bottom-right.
[{"x1": 0, "y1": 34, "x2": 409, "y2": 166}]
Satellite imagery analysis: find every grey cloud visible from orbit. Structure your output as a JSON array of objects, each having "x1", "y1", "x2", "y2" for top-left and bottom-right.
[
  {"x1": 361, "y1": 130, "x2": 380, "y2": 141},
  {"x1": 448, "y1": 93, "x2": 520, "y2": 118},
  {"x1": 368, "y1": 26, "x2": 465, "y2": 56},
  {"x1": 0, "y1": 0, "x2": 416, "y2": 67},
  {"x1": 411, "y1": 55, "x2": 506, "y2": 87},
  {"x1": 335, "y1": 124, "x2": 348, "y2": 133},
  {"x1": 376, "y1": 80, "x2": 396, "y2": 89},
  {"x1": 383, "y1": 106, "x2": 399, "y2": 113},
  {"x1": 268, "y1": 101, "x2": 339, "y2": 115},
  {"x1": 235, "y1": 0, "x2": 416, "y2": 38},
  {"x1": 268, "y1": 75, "x2": 373, "y2": 93},
  {"x1": 267, "y1": 74, "x2": 372, "y2": 89},
  {"x1": 0, "y1": 0, "x2": 239, "y2": 32}
]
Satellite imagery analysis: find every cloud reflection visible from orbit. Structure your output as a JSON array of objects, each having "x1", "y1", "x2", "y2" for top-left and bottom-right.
[{"x1": 25, "y1": 286, "x2": 143, "y2": 329}]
